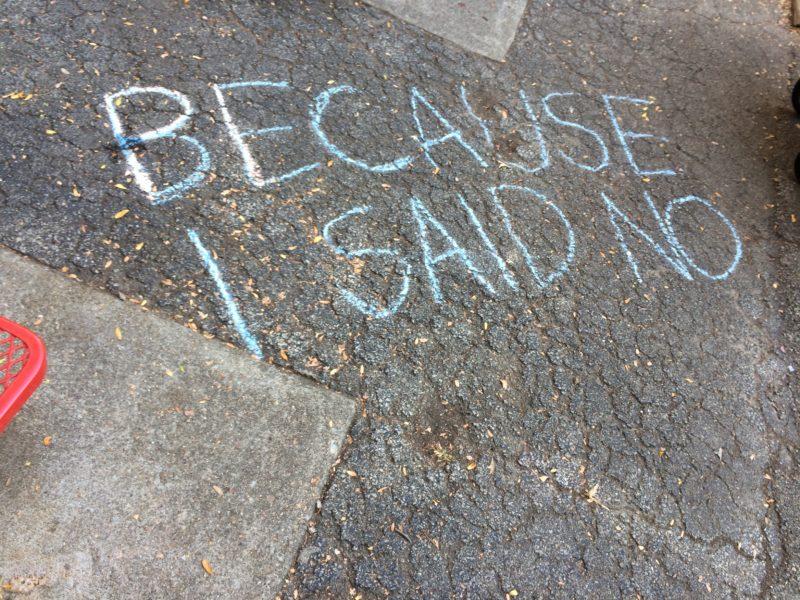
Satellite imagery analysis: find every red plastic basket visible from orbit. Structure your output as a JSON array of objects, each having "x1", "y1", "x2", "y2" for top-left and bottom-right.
[{"x1": 0, "y1": 316, "x2": 46, "y2": 433}]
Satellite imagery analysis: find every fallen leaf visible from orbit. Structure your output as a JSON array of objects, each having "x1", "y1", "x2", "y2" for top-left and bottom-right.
[
  {"x1": 586, "y1": 483, "x2": 609, "y2": 509},
  {"x1": 114, "y1": 208, "x2": 129, "y2": 219},
  {"x1": 114, "y1": 327, "x2": 122, "y2": 340},
  {"x1": 43, "y1": 436, "x2": 52, "y2": 446},
  {"x1": 201, "y1": 559, "x2": 213, "y2": 575}
]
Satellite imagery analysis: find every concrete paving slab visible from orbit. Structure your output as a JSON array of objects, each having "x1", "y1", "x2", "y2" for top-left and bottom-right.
[
  {"x1": 0, "y1": 248, "x2": 355, "y2": 599},
  {"x1": 364, "y1": 0, "x2": 527, "y2": 60}
]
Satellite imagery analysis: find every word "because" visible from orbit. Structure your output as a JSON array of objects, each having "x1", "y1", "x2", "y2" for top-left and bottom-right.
[{"x1": 103, "y1": 81, "x2": 678, "y2": 205}]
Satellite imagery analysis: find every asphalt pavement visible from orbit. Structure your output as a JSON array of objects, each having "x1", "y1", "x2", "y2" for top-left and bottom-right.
[{"x1": 1, "y1": 0, "x2": 799, "y2": 597}]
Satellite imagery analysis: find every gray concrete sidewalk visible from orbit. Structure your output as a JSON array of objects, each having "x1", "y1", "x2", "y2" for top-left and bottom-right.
[
  {"x1": 365, "y1": 0, "x2": 528, "y2": 60},
  {"x1": 0, "y1": 248, "x2": 355, "y2": 599}
]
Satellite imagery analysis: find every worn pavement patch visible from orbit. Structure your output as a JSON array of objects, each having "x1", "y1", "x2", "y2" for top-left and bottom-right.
[{"x1": 0, "y1": 248, "x2": 355, "y2": 598}]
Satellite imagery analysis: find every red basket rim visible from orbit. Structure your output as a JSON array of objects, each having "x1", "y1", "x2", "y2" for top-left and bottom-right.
[{"x1": 0, "y1": 316, "x2": 46, "y2": 433}]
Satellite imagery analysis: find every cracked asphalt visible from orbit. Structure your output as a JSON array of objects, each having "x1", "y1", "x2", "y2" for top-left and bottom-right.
[{"x1": 2, "y1": 0, "x2": 800, "y2": 597}]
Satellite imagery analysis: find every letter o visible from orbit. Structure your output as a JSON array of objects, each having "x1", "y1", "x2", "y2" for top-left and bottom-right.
[{"x1": 664, "y1": 196, "x2": 742, "y2": 281}]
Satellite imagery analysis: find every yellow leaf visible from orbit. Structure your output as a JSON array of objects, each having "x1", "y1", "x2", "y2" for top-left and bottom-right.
[
  {"x1": 114, "y1": 183, "x2": 128, "y2": 190},
  {"x1": 45, "y1": 129, "x2": 56, "y2": 135},
  {"x1": 135, "y1": 242, "x2": 144, "y2": 251},
  {"x1": 586, "y1": 483, "x2": 609, "y2": 509},
  {"x1": 114, "y1": 327, "x2": 122, "y2": 340},
  {"x1": 201, "y1": 559, "x2": 213, "y2": 575},
  {"x1": 114, "y1": 209, "x2": 129, "y2": 219}
]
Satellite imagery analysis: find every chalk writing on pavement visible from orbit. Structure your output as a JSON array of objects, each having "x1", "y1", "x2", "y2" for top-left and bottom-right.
[{"x1": 102, "y1": 81, "x2": 743, "y2": 335}]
